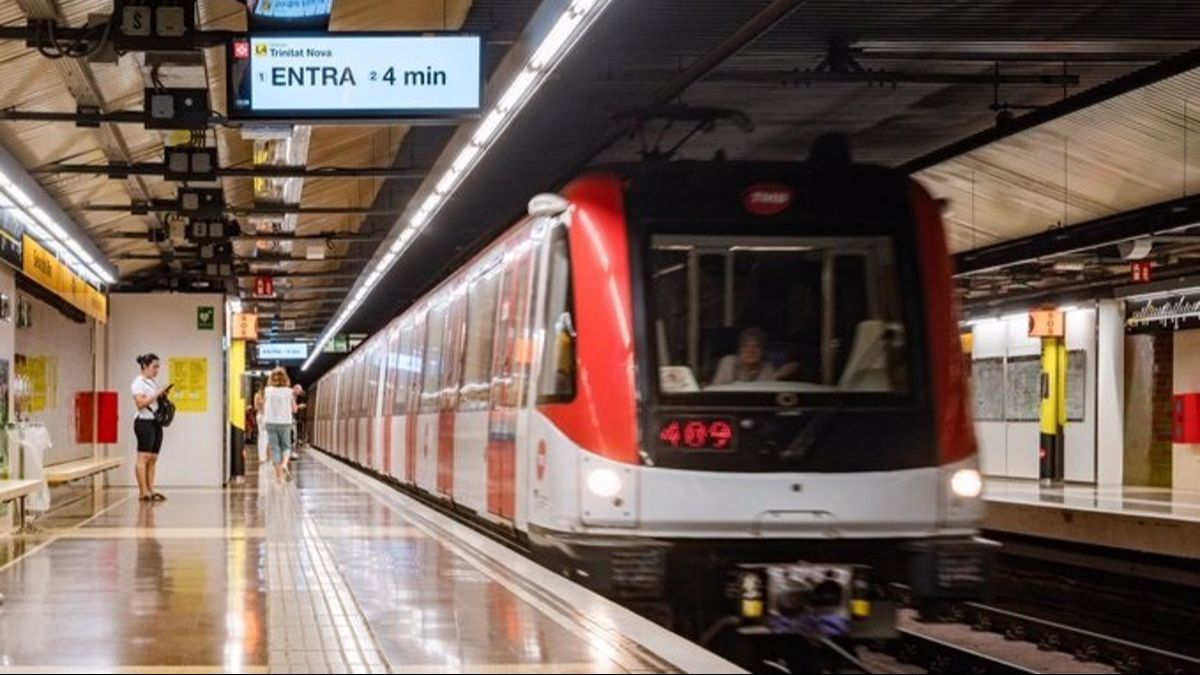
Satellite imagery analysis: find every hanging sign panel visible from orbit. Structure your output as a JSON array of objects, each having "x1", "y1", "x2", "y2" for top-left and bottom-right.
[
  {"x1": 227, "y1": 34, "x2": 483, "y2": 122},
  {"x1": 257, "y1": 342, "x2": 309, "y2": 361}
]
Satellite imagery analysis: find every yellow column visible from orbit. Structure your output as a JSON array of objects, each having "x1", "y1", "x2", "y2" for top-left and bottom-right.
[
  {"x1": 229, "y1": 339, "x2": 246, "y2": 431},
  {"x1": 1039, "y1": 336, "x2": 1066, "y2": 482}
]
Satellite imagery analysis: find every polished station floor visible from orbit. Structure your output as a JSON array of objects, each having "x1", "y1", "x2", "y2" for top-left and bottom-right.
[{"x1": 0, "y1": 450, "x2": 731, "y2": 674}]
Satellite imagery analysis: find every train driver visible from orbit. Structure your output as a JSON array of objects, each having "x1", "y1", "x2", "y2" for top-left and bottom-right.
[{"x1": 710, "y1": 327, "x2": 798, "y2": 385}]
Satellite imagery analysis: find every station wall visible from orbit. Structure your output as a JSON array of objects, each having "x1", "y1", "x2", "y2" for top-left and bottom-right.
[
  {"x1": 970, "y1": 304, "x2": 1124, "y2": 484},
  {"x1": 107, "y1": 293, "x2": 226, "y2": 488},
  {"x1": 14, "y1": 290, "x2": 99, "y2": 466}
]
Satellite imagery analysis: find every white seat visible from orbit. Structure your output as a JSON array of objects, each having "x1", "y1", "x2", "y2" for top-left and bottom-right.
[{"x1": 838, "y1": 320, "x2": 895, "y2": 392}]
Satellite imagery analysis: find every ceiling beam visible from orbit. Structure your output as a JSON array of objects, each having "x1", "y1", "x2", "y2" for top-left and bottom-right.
[
  {"x1": 902, "y1": 46, "x2": 1200, "y2": 173},
  {"x1": 32, "y1": 163, "x2": 426, "y2": 180},
  {"x1": 14, "y1": 0, "x2": 170, "y2": 265},
  {"x1": 75, "y1": 201, "x2": 406, "y2": 216}
]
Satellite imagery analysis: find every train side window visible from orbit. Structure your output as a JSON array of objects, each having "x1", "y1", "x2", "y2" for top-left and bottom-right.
[
  {"x1": 461, "y1": 267, "x2": 501, "y2": 411},
  {"x1": 350, "y1": 357, "x2": 362, "y2": 416},
  {"x1": 392, "y1": 325, "x2": 412, "y2": 414},
  {"x1": 537, "y1": 228, "x2": 576, "y2": 403},
  {"x1": 384, "y1": 328, "x2": 399, "y2": 415},
  {"x1": 367, "y1": 342, "x2": 382, "y2": 417},
  {"x1": 361, "y1": 350, "x2": 373, "y2": 416},
  {"x1": 420, "y1": 304, "x2": 446, "y2": 413},
  {"x1": 441, "y1": 291, "x2": 468, "y2": 411},
  {"x1": 409, "y1": 316, "x2": 426, "y2": 413},
  {"x1": 491, "y1": 244, "x2": 535, "y2": 410}
]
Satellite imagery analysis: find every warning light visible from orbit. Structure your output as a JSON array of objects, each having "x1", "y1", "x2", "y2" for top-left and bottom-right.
[
  {"x1": 659, "y1": 418, "x2": 736, "y2": 451},
  {"x1": 233, "y1": 40, "x2": 251, "y2": 60}
]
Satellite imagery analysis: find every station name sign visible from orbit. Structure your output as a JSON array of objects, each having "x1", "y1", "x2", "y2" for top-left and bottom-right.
[{"x1": 227, "y1": 34, "x2": 482, "y2": 121}]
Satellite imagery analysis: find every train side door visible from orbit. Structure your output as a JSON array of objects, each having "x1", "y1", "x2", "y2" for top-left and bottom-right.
[{"x1": 487, "y1": 242, "x2": 537, "y2": 520}]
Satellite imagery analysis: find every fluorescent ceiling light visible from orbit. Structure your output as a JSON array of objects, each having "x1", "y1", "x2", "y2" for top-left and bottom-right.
[
  {"x1": 434, "y1": 169, "x2": 458, "y2": 195},
  {"x1": 1, "y1": 183, "x2": 32, "y2": 208},
  {"x1": 530, "y1": 10, "x2": 584, "y2": 70},
  {"x1": 497, "y1": 69, "x2": 537, "y2": 113},
  {"x1": 452, "y1": 144, "x2": 482, "y2": 174},
  {"x1": 305, "y1": 0, "x2": 613, "y2": 373},
  {"x1": 420, "y1": 193, "x2": 442, "y2": 215},
  {"x1": 473, "y1": 110, "x2": 505, "y2": 146}
]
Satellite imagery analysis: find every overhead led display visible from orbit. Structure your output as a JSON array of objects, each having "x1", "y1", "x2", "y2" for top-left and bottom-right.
[{"x1": 227, "y1": 34, "x2": 483, "y2": 121}]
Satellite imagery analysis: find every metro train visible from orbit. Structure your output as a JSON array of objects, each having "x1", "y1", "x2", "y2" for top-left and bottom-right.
[{"x1": 309, "y1": 139, "x2": 989, "y2": 655}]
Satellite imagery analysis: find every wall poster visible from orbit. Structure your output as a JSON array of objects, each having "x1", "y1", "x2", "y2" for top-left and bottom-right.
[{"x1": 169, "y1": 357, "x2": 209, "y2": 413}]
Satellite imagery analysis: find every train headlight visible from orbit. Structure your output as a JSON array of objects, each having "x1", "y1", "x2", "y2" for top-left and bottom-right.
[
  {"x1": 950, "y1": 468, "x2": 983, "y2": 498},
  {"x1": 586, "y1": 468, "x2": 622, "y2": 498}
]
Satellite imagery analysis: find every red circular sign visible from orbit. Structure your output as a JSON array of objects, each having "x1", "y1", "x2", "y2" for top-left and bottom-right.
[{"x1": 742, "y1": 183, "x2": 793, "y2": 216}]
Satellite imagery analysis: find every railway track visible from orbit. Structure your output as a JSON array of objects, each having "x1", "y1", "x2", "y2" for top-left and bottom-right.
[{"x1": 321, "y1": 449, "x2": 1196, "y2": 674}]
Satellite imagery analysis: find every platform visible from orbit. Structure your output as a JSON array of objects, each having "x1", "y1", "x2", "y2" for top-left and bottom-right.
[
  {"x1": 0, "y1": 448, "x2": 739, "y2": 673},
  {"x1": 983, "y1": 478, "x2": 1200, "y2": 560}
]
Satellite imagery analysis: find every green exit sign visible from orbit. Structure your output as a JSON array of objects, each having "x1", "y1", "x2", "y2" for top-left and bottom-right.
[{"x1": 197, "y1": 306, "x2": 215, "y2": 330}]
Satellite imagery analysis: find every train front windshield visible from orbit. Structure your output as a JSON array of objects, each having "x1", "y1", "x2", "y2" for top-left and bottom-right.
[{"x1": 649, "y1": 234, "x2": 910, "y2": 401}]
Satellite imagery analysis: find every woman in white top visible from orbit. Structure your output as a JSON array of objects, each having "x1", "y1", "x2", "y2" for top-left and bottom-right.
[
  {"x1": 263, "y1": 367, "x2": 298, "y2": 485},
  {"x1": 131, "y1": 353, "x2": 172, "y2": 502}
]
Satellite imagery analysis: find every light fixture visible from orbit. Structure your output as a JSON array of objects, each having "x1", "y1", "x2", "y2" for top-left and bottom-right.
[
  {"x1": 434, "y1": 169, "x2": 459, "y2": 195},
  {"x1": 586, "y1": 468, "x2": 622, "y2": 498},
  {"x1": 0, "y1": 166, "x2": 116, "y2": 286},
  {"x1": 950, "y1": 468, "x2": 983, "y2": 499},
  {"x1": 304, "y1": 0, "x2": 614, "y2": 371},
  {"x1": 472, "y1": 110, "x2": 505, "y2": 145},
  {"x1": 497, "y1": 69, "x2": 538, "y2": 113}
]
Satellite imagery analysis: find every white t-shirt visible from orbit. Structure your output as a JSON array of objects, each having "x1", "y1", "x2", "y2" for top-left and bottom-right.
[
  {"x1": 263, "y1": 386, "x2": 294, "y2": 425},
  {"x1": 131, "y1": 375, "x2": 158, "y2": 420}
]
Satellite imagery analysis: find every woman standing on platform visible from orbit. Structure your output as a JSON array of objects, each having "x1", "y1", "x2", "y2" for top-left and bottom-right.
[
  {"x1": 131, "y1": 353, "x2": 171, "y2": 502},
  {"x1": 263, "y1": 367, "x2": 298, "y2": 485}
]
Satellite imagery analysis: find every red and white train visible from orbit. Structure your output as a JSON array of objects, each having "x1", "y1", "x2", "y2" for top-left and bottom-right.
[{"x1": 309, "y1": 145, "x2": 988, "y2": 643}]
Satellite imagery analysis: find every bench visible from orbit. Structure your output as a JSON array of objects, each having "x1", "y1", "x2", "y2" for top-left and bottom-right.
[
  {"x1": 0, "y1": 479, "x2": 41, "y2": 602},
  {"x1": 0, "y1": 479, "x2": 39, "y2": 505},
  {"x1": 44, "y1": 456, "x2": 123, "y2": 486}
]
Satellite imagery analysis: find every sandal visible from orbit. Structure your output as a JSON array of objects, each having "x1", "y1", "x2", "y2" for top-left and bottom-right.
[
  {"x1": 139, "y1": 494, "x2": 153, "y2": 502},
  {"x1": 151, "y1": 493, "x2": 167, "y2": 501}
]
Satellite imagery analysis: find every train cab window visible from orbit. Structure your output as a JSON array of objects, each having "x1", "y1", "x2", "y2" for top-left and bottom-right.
[
  {"x1": 649, "y1": 235, "x2": 908, "y2": 399},
  {"x1": 537, "y1": 228, "x2": 575, "y2": 403}
]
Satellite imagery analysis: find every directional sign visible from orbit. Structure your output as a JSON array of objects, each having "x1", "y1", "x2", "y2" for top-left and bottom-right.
[{"x1": 227, "y1": 34, "x2": 482, "y2": 121}]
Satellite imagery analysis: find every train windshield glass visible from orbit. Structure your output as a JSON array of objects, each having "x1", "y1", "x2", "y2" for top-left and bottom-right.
[{"x1": 649, "y1": 234, "x2": 910, "y2": 398}]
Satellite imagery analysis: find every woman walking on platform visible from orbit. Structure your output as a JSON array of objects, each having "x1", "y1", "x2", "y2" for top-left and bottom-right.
[{"x1": 263, "y1": 367, "x2": 298, "y2": 485}]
